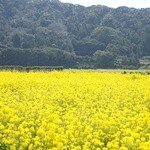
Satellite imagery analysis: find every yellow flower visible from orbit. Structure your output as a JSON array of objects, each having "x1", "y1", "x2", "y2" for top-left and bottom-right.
[{"x1": 0, "y1": 71, "x2": 149, "y2": 149}]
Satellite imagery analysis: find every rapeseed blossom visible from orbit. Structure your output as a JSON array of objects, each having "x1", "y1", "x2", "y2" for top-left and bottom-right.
[{"x1": 0, "y1": 71, "x2": 150, "y2": 150}]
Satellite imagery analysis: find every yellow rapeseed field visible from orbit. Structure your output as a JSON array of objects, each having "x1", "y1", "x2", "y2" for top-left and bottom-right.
[{"x1": 0, "y1": 71, "x2": 150, "y2": 150}]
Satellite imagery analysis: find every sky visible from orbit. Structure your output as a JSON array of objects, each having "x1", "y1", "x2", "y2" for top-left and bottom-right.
[{"x1": 59, "y1": 0, "x2": 150, "y2": 8}]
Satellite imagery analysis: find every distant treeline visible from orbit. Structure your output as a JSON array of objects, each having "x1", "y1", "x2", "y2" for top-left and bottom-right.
[
  {"x1": 0, "y1": 45, "x2": 140, "y2": 69},
  {"x1": 0, "y1": 46, "x2": 76, "y2": 68}
]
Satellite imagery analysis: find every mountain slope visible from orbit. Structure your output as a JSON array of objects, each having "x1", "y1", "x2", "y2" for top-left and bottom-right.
[{"x1": 0, "y1": 0, "x2": 150, "y2": 68}]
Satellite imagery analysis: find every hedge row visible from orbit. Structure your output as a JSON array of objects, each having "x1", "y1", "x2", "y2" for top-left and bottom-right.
[{"x1": 0, "y1": 66, "x2": 64, "y2": 72}]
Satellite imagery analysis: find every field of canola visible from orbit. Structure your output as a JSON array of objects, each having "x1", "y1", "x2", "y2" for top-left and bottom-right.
[{"x1": 0, "y1": 71, "x2": 150, "y2": 150}]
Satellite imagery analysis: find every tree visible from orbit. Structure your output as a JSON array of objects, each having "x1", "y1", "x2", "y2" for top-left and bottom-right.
[
  {"x1": 143, "y1": 25, "x2": 150, "y2": 55},
  {"x1": 93, "y1": 50, "x2": 115, "y2": 68},
  {"x1": 91, "y1": 27, "x2": 120, "y2": 47},
  {"x1": 101, "y1": 14, "x2": 115, "y2": 28},
  {"x1": 115, "y1": 55, "x2": 140, "y2": 69},
  {"x1": 0, "y1": 32, "x2": 5, "y2": 43},
  {"x1": 73, "y1": 38, "x2": 105, "y2": 56},
  {"x1": 12, "y1": 34, "x2": 21, "y2": 48}
]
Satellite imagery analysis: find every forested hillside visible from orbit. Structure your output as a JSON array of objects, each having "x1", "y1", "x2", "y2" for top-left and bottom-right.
[{"x1": 0, "y1": 0, "x2": 150, "y2": 68}]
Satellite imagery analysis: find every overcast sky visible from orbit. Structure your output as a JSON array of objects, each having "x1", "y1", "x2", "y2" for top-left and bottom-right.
[{"x1": 59, "y1": 0, "x2": 150, "y2": 8}]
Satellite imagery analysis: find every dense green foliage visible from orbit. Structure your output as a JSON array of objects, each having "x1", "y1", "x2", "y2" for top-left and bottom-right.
[{"x1": 0, "y1": 0, "x2": 150, "y2": 68}]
